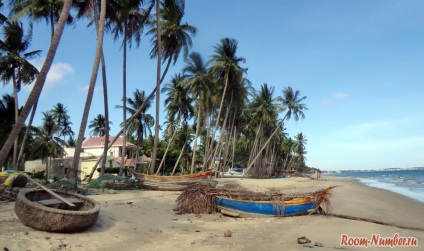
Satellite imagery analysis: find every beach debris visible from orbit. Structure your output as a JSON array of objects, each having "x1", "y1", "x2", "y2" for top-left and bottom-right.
[
  {"x1": 224, "y1": 230, "x2": 232, "y2": 237},
  {"x1": 298, "y1": 236, "x2": 311, "y2": 244},
  {"x1": 314, "y1": 242, "x2": 324, "y2": 247},
  {"x1": 303, "y1": 244, "x2": 315, "y2": 248},
  {"x1": 0, "y1": 185, "x2": 20, "y2": 202}
]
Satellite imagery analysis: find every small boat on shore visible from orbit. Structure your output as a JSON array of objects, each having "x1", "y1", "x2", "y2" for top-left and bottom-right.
[
  {"x1": 14, "y1": 189, "x2": 100, "y2": 233},
  {"x1": 131, "y1": 169, "x2": 217, "y2": 191},
  {"x1": 220, "y1": 168, "x2": 248, "y2": 178},
  {"x1": 214, "y1": 187, "x2": 334, "y2": 217}
]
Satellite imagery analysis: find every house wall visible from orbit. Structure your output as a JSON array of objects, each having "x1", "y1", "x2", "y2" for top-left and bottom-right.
[
  {"x1": 81, "y1": 159, "x2": 100, "y2": 180},
  {"x1": 25, "y1": 158, "x2": 76, "y2": 179},
  {"x1": 83, "y1": 147, "x2": 122, "y2": 158}
]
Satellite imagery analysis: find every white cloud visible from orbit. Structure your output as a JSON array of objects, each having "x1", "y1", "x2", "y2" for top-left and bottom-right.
[
  {"x1": 321, "y1": 92, "x2": 348, "y2": 107},
  {"x1": 23, "y1": 59, "x2": 75, "y2": 91}
]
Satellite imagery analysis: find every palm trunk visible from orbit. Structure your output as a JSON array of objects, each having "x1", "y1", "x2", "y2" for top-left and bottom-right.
[
  {"x1": 12, "y1": 76, "x2": 19, "y2": 170},
  {"x1": 120, "y1": 23, "x2": 128, "y2": 177},
  {"x1": 100, "y1": 51, "x2": 109, "y2": 176},
  {"x1": 69, "y1": 0, "x2": 106, "y2": 188},
  {"x1": 156, "y1": 112, "x2": 181, "y2": 174},
  {"x1": 171, "y1": 142, "x2": 186, "y2": 175},
  {"x1": 16, "y1": 103, "x2": 38, "y2": 168},
  {"x1": 189, "y1": 106, "x2": 201, "y2": 173},
  {"x1": 0, "y1": 0, "x2": 72, "y2": 166},
  {"x1": 150, "y1": 0, "x2": 162, "y2": 174}
]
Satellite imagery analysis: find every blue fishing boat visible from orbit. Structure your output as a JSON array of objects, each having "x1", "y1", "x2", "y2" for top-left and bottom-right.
[{"x1": 214, "y1": 187, "x2": 333, "y2": 217}]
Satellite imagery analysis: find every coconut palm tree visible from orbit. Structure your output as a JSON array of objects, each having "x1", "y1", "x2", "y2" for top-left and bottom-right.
[
  {"x1": 88, "y1": 114, "x2": 112, "y2": 137},
  {"x1": 207, "y1": 38, "x2": 247, "y2": 170},
  {"x1": 0, "y1": 20, "x2": 41, "y2": 169},
  {"x1": 107, "y1": 0, "x2": 152, "y2": 176},
  {"x1": 0, "y1": 0, "x2": 73, "y2": 167},
  {"x1": 156, "y1": 73, "x2": 193, "y2": 174},
  {"x1": 148, "y1": 0, "x2": 196, "y2": 173},
  {"x1": 116, "y1": 88, "x2": 154, "y2": 162},
  {"x1": 51, "y1": 103, "x2": 70, "y2": 136},
  {"x1": 59, "y1": 116, "x2": 74, "y2": 141},
  {"x1": 30, "y1": 111, "x2": 66, "y2": 179},
  {"x1": 9, "y1": 0, "x2": 74, "y2": 39},
  {"x1": 243, "y1": 87, "x2": 307, "y2": 177},
  {"x1": 183, "y1": 52, "x2": 214, "y2": 173},
  {"x1": 69, "y1": 0, "x2": 107, "y2": 188}
]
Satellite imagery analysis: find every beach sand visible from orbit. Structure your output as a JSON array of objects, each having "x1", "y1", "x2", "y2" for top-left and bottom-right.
[{"x1": 1, "y1": 177, "x2": 423, "y2": 251}]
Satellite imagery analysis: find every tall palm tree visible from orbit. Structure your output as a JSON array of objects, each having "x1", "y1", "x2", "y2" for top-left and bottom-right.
[
  {"x1": 9, "y1": 0, "x2": 74, "y2": 39},
  {"x1": 88, "y1": 114, "x2": 111, "y2": 137},
  {"x1": 116, "y1": 88, "x2": 154, "y2": 162},
  {"x1": 156, "y1": 73, "x2": 193, "y2": 174},
  {"x1": 243, "y1": 87, "x2": 307, "y2": 176},
  {"x1": 0, "y1": 0, "x2": 73, "y2": 167},
  {"x1": 70, "y1": 0, "x2": 107, "y2": 188},
  {"x1": 183, "y1": 52, "x2": 213, "y2": 173},
  {"x1": 0, "y1": 20, "x2": 41, "y2": 169},
  {"x1": 292, "y1": 132, "x2": 307, "y2": 170},
  {"x1": 207, "y1": 38, "x2": 247, "y2": 170},
  {"x1": 51, "y1": 102, "x2": 69, "y2": 136},
  {"x1": 107, "y1": 0, "x2": 152, "y2": 176},
  {"x1": 148, "y1": 0, "x2": 196, "y2": 173},
  {"x1": 59, "y1": 116, "x2": 74, "y2": 141},
  {"x1": 30, "y1": 111, "x2": 66, "y2": 178}
]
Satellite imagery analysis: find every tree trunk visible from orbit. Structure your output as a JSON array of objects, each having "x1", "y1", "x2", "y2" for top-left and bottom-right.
[
  {"x1": 69, "y1": 0, "x2": 106, "y2": 188},
  {"x1": 156, "y1": 112, "x2": 181, "y2": 174},
  {"x1": 100, "y1": 51, "x2": 109, "y2": 176},
  {"x1": 12, "y1": 76, "x2": 19, "y2": 170},
  {"x1": 119, "y1": 23, "x2": 128, "y2": 177},
  {"x1": 171, "y1": 142, "x2": 186, "y2": 176},
  {"x1": 0, "y1": 0, "x2": 72, "y2": 166},
  {"x1": 190, "y1": 106, "x2": 201, "y2": 173},
  {"x1": 150, "y1": 0, "x2": 162, "y2": 174},
  {"x1": 16, "y1": 103, "x2": 37, "y2": 168}
]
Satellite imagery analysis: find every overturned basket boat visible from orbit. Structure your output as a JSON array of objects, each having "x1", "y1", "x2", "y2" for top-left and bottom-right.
[{"x1": 14, "y1": 189, "x2": 100, "y2": 233}]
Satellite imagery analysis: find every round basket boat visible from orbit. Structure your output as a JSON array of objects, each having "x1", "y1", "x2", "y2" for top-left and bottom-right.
[{"x1": 14, "y1": 189, "x2": 101, "y2": 233}]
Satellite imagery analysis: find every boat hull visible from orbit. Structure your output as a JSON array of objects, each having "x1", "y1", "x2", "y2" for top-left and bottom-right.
[
  {"x1": 132, "y1": 169, "x2": 216, "y2": 191},
  {"x1": 214, "y1": 197, "x2": 317, "y2": 217},
  {"x1": 15, "y1": 189, "x2": 100, "y2": 233}
]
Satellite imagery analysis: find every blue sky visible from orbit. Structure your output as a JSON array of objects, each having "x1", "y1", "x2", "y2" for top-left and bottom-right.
[{"x1": 2, "y1": 0, "x2": 424, "y2": 171}]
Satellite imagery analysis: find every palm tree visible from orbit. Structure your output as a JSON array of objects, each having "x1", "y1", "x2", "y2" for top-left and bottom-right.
[
  {"x1": 0, "y1": 20, "x2": 41, "y2": 169},
  {"x1": 70, "y1": 0, "x2": 107, "y2": 188},
  {"x1": 88, "y1": 114, "x2": 111, "y2": 137},
  {"x1": 59, "y1": 116, "x2": 74, "y2": 141},
  {"x1": 243, "y1": 87, "x2": 307, "y2": 176},
  {"x1": 292, "y1": 133, "x2": 307, "y2": 170},
  {"x1": 183, "y1": 52, "x2": 213, "y2": 173},
  {"x1": 51, "y1": 103, "x2": 69, "y2": 136},
  {"x1": 116, "y1": 88, "x2": 154, "y2": 162},
  {"x1": 30, "y1": 111, "x2": 66, "y2": 179},
  {"x1": 0, "y1": 0, "x2": 73, "y2": 167},
  {"x1": 156, "y1": 73, "x2": 193, "y2": 174},
  {"x1": 207, "y1": 38, "x2": 247, "y2": 170},
  {"x1": 148, "y1": 0, "x2": 197, "y2": 173},
  {"x1": 107, "y1": 0, "x2": 152, "y2": 176},
  {"x1": 9, "y1": 0, "x2": 74, "y2": 39}
]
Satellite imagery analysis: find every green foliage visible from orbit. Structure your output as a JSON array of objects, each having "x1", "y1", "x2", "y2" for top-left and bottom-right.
[
  {"x1": 96, "y1": 167, "x2": 129, "y2": 174},
  {"x1": 28, "y1": 170, "x2": 46, "y2": 180}
]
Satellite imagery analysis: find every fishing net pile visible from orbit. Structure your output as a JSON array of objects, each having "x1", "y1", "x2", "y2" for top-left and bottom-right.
[
  {"x1": 0, "y1": 185, "x2": 20, "y2": 202},
  {"x1": 174, "y1": 183, "x2": 336, "y2": 215}
]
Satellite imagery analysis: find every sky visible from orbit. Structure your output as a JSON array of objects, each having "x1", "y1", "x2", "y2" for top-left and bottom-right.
[{"x1": 1, "y1": 0, "x2": 424, "y2": 171}]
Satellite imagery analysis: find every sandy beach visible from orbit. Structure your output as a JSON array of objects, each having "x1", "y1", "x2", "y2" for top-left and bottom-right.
[{"x1": 1, "y1": 176, "x2": 423, "y2": 251}]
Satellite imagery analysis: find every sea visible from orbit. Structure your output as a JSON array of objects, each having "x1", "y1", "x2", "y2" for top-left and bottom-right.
[{"x1": 325, "y1": 169, "x2": 424, "y2": 203}]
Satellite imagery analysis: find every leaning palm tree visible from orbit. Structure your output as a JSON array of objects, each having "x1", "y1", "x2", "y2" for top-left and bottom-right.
[
  {"x1": 243, "y1": 87, "x2": 307, "y2": 176},
  {"x1": 148, "y1": 0, "x2": 197, "y2": 173},
  {"x1": 156, "y1": 73, "x2": 193, "y2": 174},
  {"x1": 0, "y1": 0, "x2": 73, "y2": 167},
  {"x1": 207, "y1": 38, "x2": 247, "y2": 170},
  {"x1": 69, "y1": 0, "x2": 107, "y2": 188},
  {"x1": 183, "y1": 52, "x2": 213, "y2": 173},
  {"x1": 0, "y1": 20, "x2": 41, "y2": 169}
]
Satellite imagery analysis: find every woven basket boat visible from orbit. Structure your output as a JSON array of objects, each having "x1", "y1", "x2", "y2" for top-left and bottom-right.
[{"x1": 14, "y1": 189, "x2": 100, "y2": 233}]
